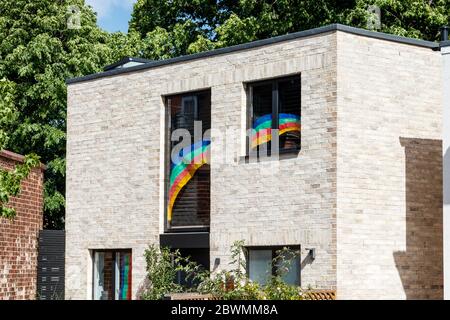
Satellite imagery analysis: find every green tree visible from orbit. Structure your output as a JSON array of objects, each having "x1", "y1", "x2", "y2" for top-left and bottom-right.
[
  {"x1": 130, "y1": 0, "x2": 449, "y2": 60},
  {"x1": 346, "y1": 0, "x2": 449, "y2": 40},
  {"x1": 1, "y1": 79, "x2": 40, "y2": 219},
  {"x1": 0, "y1": 0, "x2": 116, "y2": 226}
]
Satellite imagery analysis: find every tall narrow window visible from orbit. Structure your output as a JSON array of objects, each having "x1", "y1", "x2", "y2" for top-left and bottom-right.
[
  {"x1": 166, "y1": 90, "x2": 211, "y2": 230},
  {"x1": 93, "y1": 250, "x2": 132, "y2": 300},
  {"x1": 248, "y1": 76, "x2": 301, "y2": 157}
]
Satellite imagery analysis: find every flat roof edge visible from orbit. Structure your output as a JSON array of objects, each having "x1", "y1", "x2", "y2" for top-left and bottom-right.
[
  {"x1": 335, "y1": 24, "x2": 438, "y2": 49},
  {"x1": 67, "y1": 24, "x2": 440, "y2": 85}
]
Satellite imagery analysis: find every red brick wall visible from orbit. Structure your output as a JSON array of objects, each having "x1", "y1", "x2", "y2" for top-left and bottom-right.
[{"x1": 0, "y1": 151, "x2": 44, "y2": 300}]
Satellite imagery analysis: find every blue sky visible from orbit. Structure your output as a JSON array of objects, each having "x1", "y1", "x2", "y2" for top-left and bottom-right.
[{"x1": 86, "y1": 0, "x2": 137, "y2": 33}]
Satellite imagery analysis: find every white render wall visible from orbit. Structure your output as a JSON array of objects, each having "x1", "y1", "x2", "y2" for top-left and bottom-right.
[
  {"x1": 443, "y1": 44, "x2": 450, "y2": 300},
  {"x1": 66, "y1": 32, "x2": 338, "y2": 300},
  {"x1": 336, "y1": 32, "x2": 443, "y2": 299}
]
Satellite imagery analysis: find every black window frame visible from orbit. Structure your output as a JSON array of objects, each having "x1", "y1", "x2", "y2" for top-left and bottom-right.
[
  {"x1": 164, "y1": 89, "x2": 211, "y2": 233},
  {"x1": 245, "y1": 245, "x2": 301, "y2": 286},
  {"x1": 246, "y1": 75, "x2": 301, "y2": 158},
  {"x1": 91, "y1": 248, "x2": 132, "y2": 301}
]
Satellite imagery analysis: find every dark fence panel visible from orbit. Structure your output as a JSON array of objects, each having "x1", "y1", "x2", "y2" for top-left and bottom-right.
[{"x1": 37, "y1": 230, "x2": 65, "y2": 300}]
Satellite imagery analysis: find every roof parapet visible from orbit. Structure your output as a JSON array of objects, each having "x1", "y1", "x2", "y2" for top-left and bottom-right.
[{"x1": 67, "y1": 24, "x2": 441, "y2": 85}]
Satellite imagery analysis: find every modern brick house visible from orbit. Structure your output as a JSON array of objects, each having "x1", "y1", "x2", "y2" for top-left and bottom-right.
[
  {"x1": 66, "y1": 24, "x2": 447, "y2": 300},
  {"x1": 0, "y1": 150, "x2": 44, "y2": 300}
]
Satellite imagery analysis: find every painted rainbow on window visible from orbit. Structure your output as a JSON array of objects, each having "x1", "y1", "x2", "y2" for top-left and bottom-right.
[
  {"x1": 168, "y1": 140, "x2": 211, "y2": 222},
  {"x1": 251, "y1": 113, "x2": 301, "y2": 148},
  {"x1": 119, "y1": 253, "x2": 131, "y2": 300}
]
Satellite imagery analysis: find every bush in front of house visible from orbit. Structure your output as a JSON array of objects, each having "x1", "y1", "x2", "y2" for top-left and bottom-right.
[
  {"x1": 140, "y1": 240, "x2": 311, "y2": 300},
  {"x1": 140, "y1": 245, "x2": 203, "y2": 300}
]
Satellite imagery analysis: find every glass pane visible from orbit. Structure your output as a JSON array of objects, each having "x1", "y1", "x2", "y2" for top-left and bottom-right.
[
  {"x1": 93, "y1": 252, "x2": 104, "y2": 300},
  {"x1": 117, "y1": 252, "x2": 132, "y2": 300},
  {"x1": 174, "y1": 248, "x2": 209, "y2": 289},
  {"x1": 168, "y1": 91, "x2": 211, "y2": 228},
  {"x1": 248, "y1": 250, "x2": 272, "y2": 285},
  {"x1": 251, "y1": 84, "x2": 273, "y2": 153},
  {"x1": 171, "y1": 96, "x2": 196, "y2": 136},
  {"x1": 93, "y1": 251, "x2": 114, "y2": 300},
  {"x1": 94, "y1": 250, "x2": 131, "y2": 300},
  {"x1": 278, "y1": 78, "x2": 301, "y2": 152},
  {"x1": 276, "y1": 251, "x2": 300, "y2": 285}
]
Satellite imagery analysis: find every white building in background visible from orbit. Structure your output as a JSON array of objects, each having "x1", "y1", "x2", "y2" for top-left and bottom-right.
[{"x1": 441, "y1": 27, "x2": 450, "y2": 300}]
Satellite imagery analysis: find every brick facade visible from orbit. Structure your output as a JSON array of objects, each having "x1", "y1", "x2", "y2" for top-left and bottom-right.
[
  {"x1": 0, "y1": 151, "x2": 44, "y2": 300},
  {"x1": 336, "y1": 32, "x2": 443, "y2": 299},
  {"x1": 66, "y1": 26, "x2": 444, "y2": 299}
]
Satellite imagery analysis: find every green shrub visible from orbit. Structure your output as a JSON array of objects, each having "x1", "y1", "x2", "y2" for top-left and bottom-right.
[
  {"x1": 141, "y1": 240, "x2": 312, "y2": 300},
  {"x1": 197, "y1": 241, "x2": 310, "y2": 300},
  {"x1": 140, "y1": 245, "x2": 203, "y2": 300}
]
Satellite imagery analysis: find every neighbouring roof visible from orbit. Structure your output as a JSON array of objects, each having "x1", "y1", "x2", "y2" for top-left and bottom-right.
[
  {"x1": 67, "y1": 24, "x2": 442, "y2": 85},
  {"x1": 0, "y1": 150, "x2": 46, "y2": 170},
  {"x1": 103, "y1": 57, "x2": 153, "y2": 71}
]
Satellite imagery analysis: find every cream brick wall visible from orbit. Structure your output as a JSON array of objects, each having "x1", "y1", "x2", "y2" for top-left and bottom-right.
[
  {"x1": 66, "y1": 32, "x2": 338, "y2": 299},
  {"x1": 336, "y1": 32, "x2": 443, "y2": 299}
]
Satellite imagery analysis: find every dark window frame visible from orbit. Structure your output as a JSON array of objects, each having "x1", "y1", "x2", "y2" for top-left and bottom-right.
[
  {"x1": 91, "y1": 249, "x2": 132, "y2": 300},
  {"x1": 164, "y1": 89, "x2": 212, "y2": 233},
  {"x1": 169, "y1": 247, "x2": 210, "y2": 288},
  {"x1": 246, "y1": 75, "x2": 301, "y2": 158},
  {"x1": 245, "y1": 245, "x2": 301, "y2": 286}
]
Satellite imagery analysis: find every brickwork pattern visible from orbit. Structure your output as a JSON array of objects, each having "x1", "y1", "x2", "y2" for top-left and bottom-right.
[
  {"x1": 66, "y1": 32, "x2": 338, "y2": 299},
  {"x1": 0, "y1": 152, "x2": 44, "y2": 300},
  {"x1": 336, "y1": 32, "x2": 443, "y2": 299}
]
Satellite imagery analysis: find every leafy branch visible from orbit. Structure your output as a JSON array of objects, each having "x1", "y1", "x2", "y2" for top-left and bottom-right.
[{"x1": 0, "y1": 153, "x2": 40, "y2": 218}]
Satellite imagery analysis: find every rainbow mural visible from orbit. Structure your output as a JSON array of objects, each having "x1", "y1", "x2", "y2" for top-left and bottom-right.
[
  {"x1": 251, "y1": 113, "x2": 301, "y2": 148},
  {"x1": 168, "y1": 140, "x2": 211, "y2": 222}
]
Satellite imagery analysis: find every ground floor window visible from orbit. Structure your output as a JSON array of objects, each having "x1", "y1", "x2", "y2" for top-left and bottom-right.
[
  {"x1": 93, "y1": 249, "x2": 132, "y2": 300},
  {"x1": 246, "y1": 246, "x2": 300, "y2": 286}
]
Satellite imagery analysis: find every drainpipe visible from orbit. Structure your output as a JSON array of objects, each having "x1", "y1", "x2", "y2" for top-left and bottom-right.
[{"x1": 442, "y1": 25, "x2": 450, "y2": 300}]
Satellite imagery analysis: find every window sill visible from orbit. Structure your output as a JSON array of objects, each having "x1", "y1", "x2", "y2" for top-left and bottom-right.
[
  {"x1": 165, "y1": 225, "x2": 210, "y2": 233},
  {"x1": 238, "y1": 148, "x2": 301, "y2": 164}
]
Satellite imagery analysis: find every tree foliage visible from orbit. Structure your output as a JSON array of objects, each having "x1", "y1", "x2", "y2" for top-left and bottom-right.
[
  {"x1": 1, "y1": 79, "x2": 40, "y2": 219},
  {"x1": 0, "y1": 0, "x2": 118, "y2": 226},
  {"x1": 130, "y1": 0, "x2": 449, "y2": 61},
  {"x1": 348, "y1": 0, "x2": 449, "y2": 40}
]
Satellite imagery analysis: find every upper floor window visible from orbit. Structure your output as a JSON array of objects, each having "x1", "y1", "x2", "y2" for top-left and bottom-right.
[
  {"x1": 247, "y1": 76, "x2": 301, "y2": 157},
  {"x1": 165, "y1": 90, "x2": 211, "y2": 231}
]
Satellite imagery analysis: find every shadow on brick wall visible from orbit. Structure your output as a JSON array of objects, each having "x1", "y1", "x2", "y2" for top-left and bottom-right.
[{"x1": 394, "y1": 137, "x2": 443, "y2": 299}]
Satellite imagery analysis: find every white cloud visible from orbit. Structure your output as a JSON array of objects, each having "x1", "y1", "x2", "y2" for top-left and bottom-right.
[{"x1": 85, "y1": 0, "x2": 136, "y2": 18}]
